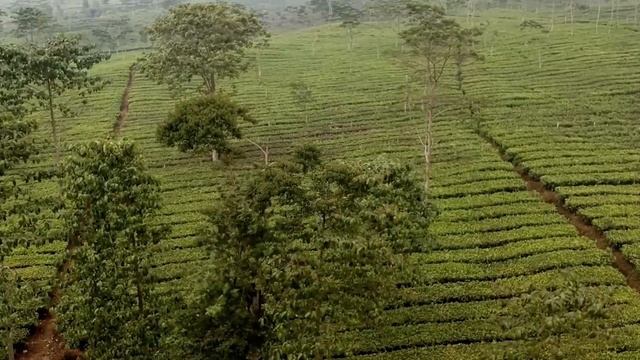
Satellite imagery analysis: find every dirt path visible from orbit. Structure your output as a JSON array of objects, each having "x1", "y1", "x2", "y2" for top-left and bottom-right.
[
  {"x1": 114, "y1": 66, "x2": 135, "y2": 136},
  {"x1": 477, "y1": 129, "x2": 640, "y2": 293},
  {"x1": 15, "y1": 314, "x2": 67, "y2": 360}
]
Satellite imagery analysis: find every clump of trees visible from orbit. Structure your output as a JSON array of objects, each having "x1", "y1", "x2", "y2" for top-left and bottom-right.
[
  {"x1": 57, "y1": 140, "x2": 167, "y2": 360},
  {"x1": 91, "y1": 17, "x2": 134, "y2": 53},
  {"x1": 144, "y1": 3, "x2": 271, "y2": 164},
  {"x1": 157, "y1": 94, "x2": 256, "y2": 162},
  {"x1": 142, "y1": 3, "x2": 270, "y2": 95},
  {"x1": 163, "y1": 147, "x2": 433, "y2": 358}
]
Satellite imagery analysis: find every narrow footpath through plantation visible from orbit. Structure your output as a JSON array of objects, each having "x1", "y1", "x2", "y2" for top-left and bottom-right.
[
  {"x1": 477, "y1": 129, "x2": 640, "y2": 293},
  {"x1": 114, "y1": 66, "x2": 135, "y2": 136},
  {"x1": 16, "y1": 66, "x2": 136, "y2": 360}
]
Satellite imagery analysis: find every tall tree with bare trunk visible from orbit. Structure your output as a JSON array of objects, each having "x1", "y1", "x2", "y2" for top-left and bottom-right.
[{"x1": 400, "y1": 2, "x2": 477, "y2": 192}]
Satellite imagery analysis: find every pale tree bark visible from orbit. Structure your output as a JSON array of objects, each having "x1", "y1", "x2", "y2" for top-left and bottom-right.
[
  {"x1": 596, "y1": 3, "x2": 601, "y2": 32},
  {"x1": 421, "y1": 72, "x2": 437, "y2": 193},
  {"x1": 570, "y1": 0, "x2": 575, "y2": 35},
  {"x1": 5, "y1": 334, "x2": 14, "y2": 360},
  {"x1": 256, "y1": 49, "x2": 262, "y2": 82},
  {"x1": 404, "y1": 74, "x2": 411, "y2": 112},
  {"x1": 211, "y1": 149, "x2": 219, "y2": 162},
  {"x1": 538, "y1": 48, "x2": 542, "y2": 69},
  {"x1": 47, "y1": 80, "x2": 60, "y2": 162},
  {"x1": 609, "y1": 0, "x2": 615, "y2": 33},
  {"x1": 312, "y1": 33, "x2": 319, "y2": 56},
  {"x1": 550, "y1": 0, "x2": 556, "y2": 32},
  {"x1": 247, "y1": 139, "x2": 270, "y2": 166}
]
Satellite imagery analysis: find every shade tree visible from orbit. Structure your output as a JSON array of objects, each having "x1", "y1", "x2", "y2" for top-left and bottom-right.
[
  {"x1": 26, "y1": 35, "x2": 108, "y2": 160},
  {"x1": 157, "y1": 94, "x2": 256, "y2": 162},
  {"x1": 400, "y1": 2, "x2": 481, "y2": 192},
  {"x1": 11, "y1": 7, "x2": 51, "y2": 43},
  {"x1": 142, "y1": 3, "x2": 270, "y2": 95},
  {"x1": 335, "y1": 1, "x2": 364, "y2": 51}
]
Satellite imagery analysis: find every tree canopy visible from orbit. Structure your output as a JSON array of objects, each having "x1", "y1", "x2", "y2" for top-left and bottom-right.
[
  {"x1": 57, "y1": 140, "x2": 167, "y2": 360},
  {"x1": 142, "y1": 3, "x2": 270, "y2": 95},
  {"x1": 12, "y1": 7, "x2": 51, "y2": 43},
  {"x1": 157, "y1": 94, "x2": 256, "y2": 161},
  {"x1": 26, "y1": 35, "x2": 108, "y2": 159},
  {"x1": 166, "y1": 152, "x2": 433, "y2": 358}
]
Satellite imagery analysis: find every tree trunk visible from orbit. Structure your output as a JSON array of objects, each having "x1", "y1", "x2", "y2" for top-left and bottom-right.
[
  {"x1": 6, "y1": 334, "x2": 15, "y2": 360},
  {"x1": 423, "y1": 73, "x2": 436, "y2": 193},
  {"x1": 134, "y1": 252, "x2": 144, "y2": 313},
  {"x1": 211, "y1": 149, "x2": 219, "y2": 162},
  {"x1": 204, "y1": 74, "x2": 217, "y2": 95},
  {"x1": 550, "y1": 0, "x2": 556, "y2": 32},
  {"x1": 257, "y1": 50, "x2": 262, "y2": 82},
  {"x1": 538, "y1": 48, "x2": 542, "y2": 69},
  {"x1": 263, "y1": 146, "x2": 269, "y2": 166},
  {"x1": 570, "y1": 0, "x2": 574, "y2": 35},
  {"x1": 394, "y1": 17, "x2": 400, "y2": 48},
  {"x1": 596, "y1": 4, "x2": 601, "y2": 32},
  {"x1": 609, "y1": 0, "x2": 615, "y2": 33},
  {"x1": 404, "y1": 74, "x2": 411, "y2": 113},
  {"x1": 136, "y1": 281, "x2": 144, "y2": 313},
  {"x1": 47, "y1": 80, "x2": 60, "y2": 162},
  {"x1": 424, "y1": 104, "x2": 433, "y2": 193},
  {"x1": 246, "y1": 286, "x2": 264, "y2": 359}
]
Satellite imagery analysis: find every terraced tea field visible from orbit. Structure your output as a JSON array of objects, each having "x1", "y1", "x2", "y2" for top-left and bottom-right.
[{"x1": 7, "y1": 10, "x2": 640, "y2": 358}]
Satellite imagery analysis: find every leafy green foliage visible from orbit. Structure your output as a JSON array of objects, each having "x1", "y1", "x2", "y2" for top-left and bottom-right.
[
  {"x1": 497, "y1": 274, "x2": 614, "y2": 359},
  {"x1": 142, "y1": 3, "x2": 270, "y2": 95},
  {"x1": 454, "y1": 27, "x2": 483, "y2": 97},
  {"x1": 292, "y1": 143, "x2": 322, "y2": 172},
  {"x1": 57, "y1": 140, "x2": 167, "y2": 360},
  {"x1": 0, "y1": 45, "x2": 36, "y2": 118},
  {"x1": 0, "y1": 268, "x2": 38, "y2": 360},
  {"x1": 0, "y1": 113, "x2": 41, "y2": 360},
  {"x1": 400, "y1": 3, "x2": 463, "y2": 88},
  {"x1": 289, "y1": 81, "x2": 313, "y2": 122},
  {"x1": 157, "y1": 94, "x2": 255, "y2": 161},
  {"x1": 25, "y1": 35, "x2": 109, "y2": 158},
  {"x1": 91, "y1": 17, "x2": 134, "y2": 52},
  {"x1": 520, "y1": 19, "x2": 545, "y2": 30},
  {"x1": 167, "y1": 156, "x2": 433, "y2": 358},
  {"x1": 11, "y1": 7, "x2": 50, "y2": 43}
]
